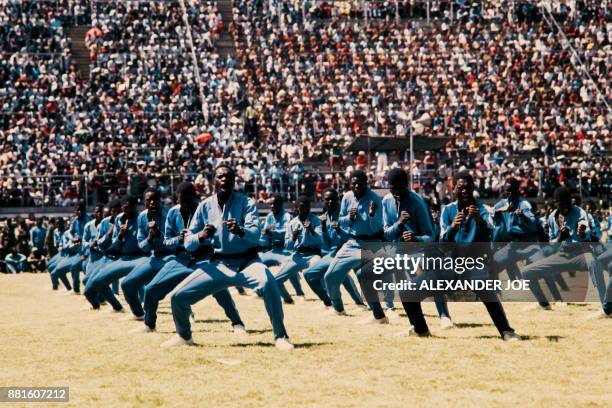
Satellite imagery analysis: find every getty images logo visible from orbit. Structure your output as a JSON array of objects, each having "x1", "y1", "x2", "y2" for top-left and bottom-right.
[{"x1": 371, "y1": 254, "x2": 486, "y2": 275}]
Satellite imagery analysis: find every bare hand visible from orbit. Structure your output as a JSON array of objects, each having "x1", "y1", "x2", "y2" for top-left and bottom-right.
[
  {"x1": 402, "y1": 231, "x2": 414, "y2": 242},
  {"x1": 451, "y1": 212, "x2": 466, "y2": 230},
  {"x1": 292, "y1": 227, "x2": 300, "y2": 242},
  {"x1": 369, "y1": 201, "x2": 378, "y2": 217},
  {"x1": 303, "y1": 220, "x2": 312, "y2": 233},
  {"x1": 398, "y1": 211, "x2": 411, "y2": 225},
  {"x1": 577, "y1": 223, "x2": 587, "y2": 238},
  {"x1": 224, "y1": 219, "x2": 243, "y2": 237},
  {"x1": 468, "y1": 205, "x2": 482, "y2": 224},
  {"x1": 198, "y1": 224, "x2": 216, "y2": 240},
  {"x1": 559, "y1": 226, "x2": 571, "y2": 241},
  {"x1": 349, "y1": 207, "x2": 357, "y2": 221}
]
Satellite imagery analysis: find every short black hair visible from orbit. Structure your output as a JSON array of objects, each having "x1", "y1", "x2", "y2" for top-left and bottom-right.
[
  {"x1": 94, "y1": 203, "x2": 105, "y2": 212},
  {"x1": 215, "y1": 164, "x2": 235, "y2": 177},
  {"x1": 143, "y1": 187, "x2": 161, "y2": 200},
  {"x1": 387, "y1": 168, "x2": 408, "y2": 185},
  {"x1": 553, "y1": 187, "x2": 572, "y2": 203},
  {"x1": 108, "y1": 198, "x2": 122, "y2": 210},
  {"x1": 271, "y1": 193, "x2": 284, "y2": 204},
  {"x1": 505, "y1": 177, "x2": 520, "y2": 191},
  {"x1": 176, "y1": 181, "x2": 196, "y2": 196},
  {"x1": 75, "y1": 200, "x2": 86, "y2": 211},
  {"x1": 121, "y1": 194, "x2": 138, "y2": 207},
  {"x1": 296, "y1": 195, "x2": 311, "y2": 206},
  {"x1": 323, "y1": 187, "x2": 338, "y2": 197},
  {"x1": 349, "y1": 170, "x2": 367, "y2": 183},
  {"x1": 454, "y1": 171, "x2": 474, "y2": 186}
]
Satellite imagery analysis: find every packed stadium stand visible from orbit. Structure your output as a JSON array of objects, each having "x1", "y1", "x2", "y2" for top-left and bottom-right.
[{"x1": 0, "y1": 0, "x2": 610, "y2": 209}]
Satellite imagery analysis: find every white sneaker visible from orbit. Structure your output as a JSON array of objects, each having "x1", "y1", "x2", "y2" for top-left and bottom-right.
[
  {"x1": 275, "y1": 337, "x2": 294, "y2": 351},
  {"x1": 130, "y1": 325, "x2": 155, "y2": 334},
  {"x1": 358, "y1": 316, "x2": 390, "y2": 325},
  {"x1": 439, "y1": 316, "x2": 454, "y2": 330},
  {"x1": 354, "y1": 304, "x2": 369, "y2": 312},
  {"x1": 385, "y1": 308, "x2": 400, "y2": 320},
  {"x1": 502, "y1": 331, "x2": 521, "y2": 342},
  {"x1": 591, "y1": 310, "x2": 612, "y2": 320},
  {"x1": 554, "y1": 301, "x2": 569, "y2": 308},
  {"x1": 395, "y1": 327, "x2": 430, "y2": 337},
  {"x1": 524, "y1": 303, "x2": 552, "y2": 311},
  {"x1": 232, "y1": 324, "x2": 247, "y2": 335},
  {"x1": 160, "y1": 335, "x2": 194, "y2": 348},
  {"x1": 120, "y1": 313, "x2": 144, "y2": 322},
  {"x1": 323, "y1": 308, "x2": 347, "y2": 317},
  {"x1": 317, "y1": 303, "x2": 332, "y2": 311}
]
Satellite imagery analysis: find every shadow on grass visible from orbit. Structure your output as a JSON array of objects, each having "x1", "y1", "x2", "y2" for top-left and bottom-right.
[
  {"x1": 454, "y1": 322, "x2": 493, "y2": 328},
  {"x1": 475, "y1": 335, "x2": 564, "y2": 342},
  {"x1": 229, "y1": 341, "x2": 332, "y2": 349},
  {"x1": 194, "y1": 319, "x2": 230, "y2": 324},
  {"x1": 246, "y1": 329, "x2": 273, "y2": 334}
]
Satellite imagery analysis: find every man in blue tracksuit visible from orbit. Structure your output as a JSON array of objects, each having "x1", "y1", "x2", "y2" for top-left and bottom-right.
[
  {"x1": 522, "y1": 187, "x2": 607, "y2": 311},
  {"x1": 89, "y1": 200, "x2": 123, "y2": 296},
  {"x1": 492, "y1": 177, "x2": 540, "y2": 281},
  {"x1": 47, "y1": 218, "x2": 68, "y2": 289},
  {"x1": 257, "y1": 194, "x2": 306, "y2": 303},
  {"x1": 381, "y1": 168, "x2": 453, "y2": 328},
  {"x1": 272, "y1": 196, "x2": 322, "y2": 303},
  {"x1": 29, "y1": 218, "x2": 47, "y2": 254},
  {"x1": 323, "y1": 170, "x2": 384, "y2": 316},
  {"x1": 67, "y1": 203, "x2": 93, "y2": 293},
  {"x1": 402, "y1": 172, "x2": 520, "y2": 340},
  {"x1": 51, "y1": 203, "x2": 91, "y2": 294},
  {"x1": 303, "y1": 188, "x2": 366, "y2": 309},
  {"x1": 120, "y1": 188, "x2": 171, "y2": 320},
  {"x1": 133, "y1": 181, "x2": 245, "y2": 334},
  {"x1": 50, "y1": 227, "x2": 79, "y2": 291},
  {"x1": 81, "y1": 203, "x2": 105, "y2": 286},
  {"x1": 162, "y1": 166, "x2": 291, "y2": 350},
  {"x1": 84, "y1": 195, "x2": 148, "y2": 311}
]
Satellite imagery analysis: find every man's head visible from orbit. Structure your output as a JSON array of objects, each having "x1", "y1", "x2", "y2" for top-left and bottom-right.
[
  {"x1": 121, "y1": 195, "x2": 138, "y2": 218},
  {"x1": 554, "y1": 187, "x2": 573, "y2": 215},
  {"x1": 176, "y1": 181, "x2": 197, "y2": 208},
  {"x1": 387, "y1": 168, "x2": 408, "y2": 201},
  {"x1": 295, "y1": 196, "x2": 311, "y2": 220},
  {"x1": 323, "y1": 188, "x2": 339, "y2": 213},
  {"x1": 36, "y1": 218, "x2": 43, "y2": 227},
  {"x1": 108, "y1": 199, "x2": 122, "y2": 218},
  {"x1": 270, "y1": 194, "x2": 283, "y2": 215},
  {"x1": 349, "y1": 170, "x2": 368, "y2": 198},
  {"x1": 214, "y1": 165, "x2": 235, "y2": 198},
  {"x1": 454, "y1": 171, "x2": 475, "y2": 206},
  {"x1": 93, "y1": 203, "x2": 104, "y2": 222},
  {"x1": 75, "y1": 201, "x2": 86, "y2": 218},
  {"x1": 143, "y1": 188, "x2": 161, "y2": 215},
  {"x1": 56, "y1": 217, "x2": 65, "y2": 230},
  {"x1": 503, "y1": 177, "x2": 520, "y2": 199}
]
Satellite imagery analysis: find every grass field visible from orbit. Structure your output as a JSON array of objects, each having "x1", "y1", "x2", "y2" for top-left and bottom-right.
[{"x1": 1, "y1": 273, "x2": 611, "y2": 408}]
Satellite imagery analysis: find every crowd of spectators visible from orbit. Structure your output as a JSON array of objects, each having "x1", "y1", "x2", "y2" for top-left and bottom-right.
[{"x1": 0, "y1": 0, "x2": 609, "y2": 208}]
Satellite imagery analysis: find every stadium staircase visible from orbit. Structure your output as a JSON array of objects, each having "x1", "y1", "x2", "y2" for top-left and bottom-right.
[
  {"x1": 67, "y1": 26, "x2": 91, "y2": 81},
  {"x1": 217, "y1": 0, "x2": 236, "y2": 59}
]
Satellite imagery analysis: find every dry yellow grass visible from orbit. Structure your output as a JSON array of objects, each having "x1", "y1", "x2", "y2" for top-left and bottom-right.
[{"x1": 1, "y1": 273, "x2": 611, "y2": 408}]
